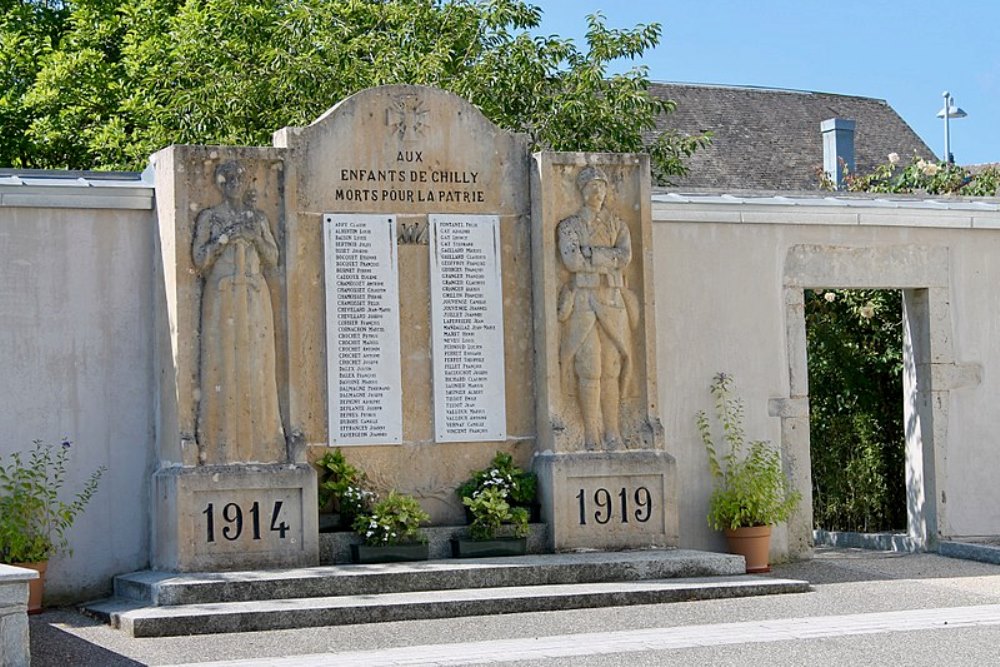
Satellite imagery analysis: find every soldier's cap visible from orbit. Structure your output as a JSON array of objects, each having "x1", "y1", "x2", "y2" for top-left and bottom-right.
[{"x1": 576, "y1": 165, "x2": 609, "y2": 191}]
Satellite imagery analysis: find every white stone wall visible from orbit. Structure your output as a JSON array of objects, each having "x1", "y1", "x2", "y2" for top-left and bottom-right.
[
  {"x1": 653, "y1": 194, "x2": 1000, "y2": 558},
  {"x1": 0, "y1": 179, "x2": 155, "y2": 603}
]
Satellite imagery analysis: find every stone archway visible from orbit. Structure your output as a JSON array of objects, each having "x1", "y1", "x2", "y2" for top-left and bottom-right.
[{"x1": 771, "y1": 244, "x2": 980, "y2": 557}]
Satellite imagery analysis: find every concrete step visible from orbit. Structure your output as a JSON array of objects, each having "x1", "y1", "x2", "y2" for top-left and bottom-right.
[
  {"x1": 90, "y1": 575, "x2": 810, "y2": 638},
  {"x1": 111, "y1": 549, "x2": 746, "y2": 606}
]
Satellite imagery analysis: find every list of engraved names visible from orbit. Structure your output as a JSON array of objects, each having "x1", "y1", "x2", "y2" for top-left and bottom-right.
[
  {"x1": 430, "y1": 214, "x2": 506, "y2": 442},
  {"x1": 323, "y1": 214, "x2": 402, "y2": 445}
]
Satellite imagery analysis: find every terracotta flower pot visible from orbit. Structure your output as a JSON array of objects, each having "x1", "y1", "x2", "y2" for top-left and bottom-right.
[
  {"x1": 15, "y1": 561, "x2": 47, "y2": 614},
  {"x1": 724, "y1": 525, "x2": 772, "y2": 573}
]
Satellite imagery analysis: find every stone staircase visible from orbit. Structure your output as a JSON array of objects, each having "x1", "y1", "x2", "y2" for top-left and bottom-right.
[{"x1": 84, "y1": 548, "x2": 809, "y2": 638}]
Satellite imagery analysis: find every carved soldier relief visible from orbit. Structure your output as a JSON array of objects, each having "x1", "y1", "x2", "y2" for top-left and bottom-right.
[
  {"x1": 557, "y1": 166, "x2": 640, "y2": 451},
  {"x1": 192, "y1": 160, "x2": 285, "y2": 464}
]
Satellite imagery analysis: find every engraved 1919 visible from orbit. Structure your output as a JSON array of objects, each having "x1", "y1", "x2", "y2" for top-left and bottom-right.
[{"x1": 576, "y1": 486, "x2": 653, "y2": 525}]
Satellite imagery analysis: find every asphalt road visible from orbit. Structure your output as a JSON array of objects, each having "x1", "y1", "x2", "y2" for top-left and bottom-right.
[{"x1": 29, "y1": 547, "x2": 1000, "y2": 666}]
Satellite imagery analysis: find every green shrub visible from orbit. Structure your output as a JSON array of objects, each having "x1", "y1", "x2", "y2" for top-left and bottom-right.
[
  {"x1": 352, "y1": 491, "x2": 429, "y2": 546},
  {"x1": 456, "y1": 451, "x2": 537, "y2": 506},
  {"x1": 697, "y1": 374, "x2": 800, "y2": 531},
  {"x1": 315, "y1": 449, "x2": 374, "y2": 525},
  {"x1": 463, "y1": 487, "x2": 529, "y2": 541},
  {"x1": 0, "y1": 440, "x2": 105, "y2": 563}
]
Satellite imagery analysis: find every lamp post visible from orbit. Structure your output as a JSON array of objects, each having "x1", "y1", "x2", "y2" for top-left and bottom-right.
[{"x1": 937, "y1": 91, "x2": 967, "y2": 164}]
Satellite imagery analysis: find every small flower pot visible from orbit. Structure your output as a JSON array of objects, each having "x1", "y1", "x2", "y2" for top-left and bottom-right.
[
  {"x1": 15, "y1": 561, "x2": 47, "y2": 614},
  {"x1": 350, "y1": 542, "x2": 428, "y2": 564},
  {"x1": 724, "y1": 525, "x2": 772, "y2": 573},
  {"x1": 450, "y1": 537, "x2": 527, "y2": 558}
]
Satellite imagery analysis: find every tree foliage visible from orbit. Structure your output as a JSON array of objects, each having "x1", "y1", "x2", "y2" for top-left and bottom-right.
[
  {"x1": 806, "y1": 289, "x2": 905, "y2": 532},
  {"x1": 823, "y1": 153, "x2": 1000, "y2": 197},
  {"x1": 1, "y1": 0, "x2": 708, "y2": 174}
]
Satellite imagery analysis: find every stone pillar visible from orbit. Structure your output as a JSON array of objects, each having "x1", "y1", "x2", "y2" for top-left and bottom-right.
[
  {"x1": 151, "y1": 145, "x2": 318, "y2": 571},
  {"x1": 0, "y1": 564, "x2": 36, "y2": 667},
  {"x1": 531, "y1": 152, "x2": 678, "y2": 550}
]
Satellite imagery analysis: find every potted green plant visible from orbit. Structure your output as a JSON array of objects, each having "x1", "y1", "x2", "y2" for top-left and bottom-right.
[
  {"x1": 456, "y1": 451, "x2": 538, "y2": 522},
  {"x1": 0, "y1": 440, "x2": 105, "y2": 613},
  {"x1": 315, "y1": 449, "x2": 374, "y2": 532},
  {"x1": 453, "y1": 451, "x2": 535, "y2": 558},
  {"x1": 452, "y1": 487, "x2": 529, "y2": 557},
  {"x1": 697, "y1": 373, "x2": 800, "y2": 573},
  {"x1": 350, "y1": 490, "x2": 430, "y2": 563}
]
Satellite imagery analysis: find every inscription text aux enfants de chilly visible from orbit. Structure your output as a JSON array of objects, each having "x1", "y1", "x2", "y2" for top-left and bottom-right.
[{"x1": 335, "y1": 150, "x2": 486, "y2": 205}]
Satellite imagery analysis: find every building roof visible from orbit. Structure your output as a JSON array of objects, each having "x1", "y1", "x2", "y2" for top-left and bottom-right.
[{"x1": 650, "y1": 82, "x2": 936, "y2": 190}]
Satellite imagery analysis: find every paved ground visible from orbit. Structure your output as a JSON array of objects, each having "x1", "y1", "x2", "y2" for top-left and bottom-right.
[{"x1": 29, "y1": 547, "x2": 1000, "y2": 666}]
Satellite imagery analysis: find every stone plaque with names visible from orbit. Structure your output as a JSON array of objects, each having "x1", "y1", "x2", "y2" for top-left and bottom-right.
[
  {"x1": 429, "y1": 214, "x2": 506, "y2": 442},
  {"x1": 324, "y1": 213, "x2": 402, "y2": 445}
]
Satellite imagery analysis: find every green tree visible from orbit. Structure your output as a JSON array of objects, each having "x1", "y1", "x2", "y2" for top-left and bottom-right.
[
  {"x1": 0, "y1": 0, "x2": 70, "y2": 167},
  {"x1": 806, "y1": 289, "x2": 906, "y2": 532},
  {"x1": 2, "y1": 0, "x2": 708, "y2": 174}
]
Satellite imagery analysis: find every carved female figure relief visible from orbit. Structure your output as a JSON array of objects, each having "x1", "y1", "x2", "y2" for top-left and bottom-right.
[
  {"x1": 192, "y1": 160, "x2": 285, "y2": 464},
  {"x1": 557, "y1": 166, "x2": 640, "y2": 451}
]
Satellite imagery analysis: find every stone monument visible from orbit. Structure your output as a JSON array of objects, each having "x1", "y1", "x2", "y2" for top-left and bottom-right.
[
  {"x1": 152, "y1": 147, "x2": 318, "y2": 572},
  {"x1": 272, "y1": 85, "x2": 535, "y2": 523},
  {"x1": 192, "y1": 160, "x2": 285, "y2": 464},
  {"x1": 149, "y1": 86, "x2": 676, "y2": 571},
  {"x1": 532, "y1": 152, "x2": 678, "y2": 550}
]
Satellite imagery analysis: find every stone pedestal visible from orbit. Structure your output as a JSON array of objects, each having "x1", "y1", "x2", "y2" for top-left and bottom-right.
[
  {"x1": 153, "y1": 464, "x2": 318, "y2": 572},
  {"x1": 535, "y1": 450, "x2": 677, "y2": 550},
  {"x1": 0, "y1": 564, "x2": 35, "y2": 667}
]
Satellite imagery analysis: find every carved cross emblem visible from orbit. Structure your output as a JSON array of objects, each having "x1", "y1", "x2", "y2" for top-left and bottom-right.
[{"x1": 387, "y1": 95, "x2": 428, "y2": 140}]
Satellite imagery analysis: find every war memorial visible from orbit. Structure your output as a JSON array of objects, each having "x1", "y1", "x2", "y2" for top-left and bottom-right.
[
  {"x1": 147, "y1": 84, "x2": 675, "y2": 572},
  {"x1": 5, "y1": 85, "x2": 1000, "y2": 649}
]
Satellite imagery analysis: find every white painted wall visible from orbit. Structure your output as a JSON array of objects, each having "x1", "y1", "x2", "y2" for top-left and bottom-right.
[
  {"x1": 0, "y1": 179, "x2": 155, "y2": 603},
  {"x1": 653, "y1": 194, "x2": 1000, "y2": 557}
]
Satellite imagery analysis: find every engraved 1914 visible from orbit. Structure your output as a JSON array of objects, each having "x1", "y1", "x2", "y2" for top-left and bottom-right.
[
  {"x1": 192, "y1": 488, "x2": 305, "y2": 556},
  {"x1": 202, "y1": 499, "x2": 290, "y2": 543}
]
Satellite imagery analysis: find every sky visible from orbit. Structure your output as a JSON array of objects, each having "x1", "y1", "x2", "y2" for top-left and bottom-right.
[{"x1": 533, "y1": 0, "x2": 1000, "y2": 165}]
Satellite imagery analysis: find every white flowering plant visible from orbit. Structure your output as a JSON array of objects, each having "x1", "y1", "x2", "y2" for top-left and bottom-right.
[
  {"x1": 351, "y1": 491, "x2": 429, "y2": 546},
  {"x1": 315, "y1": 449, "x2": 374, "y2": 525},
  {"x1": 463, "y1": 487, "x2": 529, "y2": 541},
  {"x1": 456, "y1": 451, "x2": 537, "y2": 507}
]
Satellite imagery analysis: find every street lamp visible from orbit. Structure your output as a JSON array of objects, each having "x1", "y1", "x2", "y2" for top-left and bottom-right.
[{"x1": 936, "y1": 91, "x2": 967, "y2": 164}]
